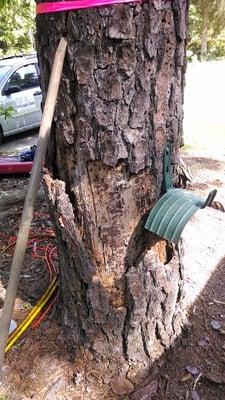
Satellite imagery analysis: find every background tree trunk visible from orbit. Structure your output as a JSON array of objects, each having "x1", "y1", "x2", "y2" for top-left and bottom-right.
[
  {"x1": 36, "y1": 1, "x2": 189, "y2": 396},
  {"x1": 201, "y1": 5, "x2": 208, "y2": 61}
]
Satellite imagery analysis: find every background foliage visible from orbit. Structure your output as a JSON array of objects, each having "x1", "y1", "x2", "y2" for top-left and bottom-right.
[
  {"x1": 0, "y1": 0, "x2": 35, "y2": 57},
  {"x1": 0, "y1": 1, "x2": 224, "y2": 61},
  {"x1": 189, "y1": 0, "x2": 225, "y2": 60}
]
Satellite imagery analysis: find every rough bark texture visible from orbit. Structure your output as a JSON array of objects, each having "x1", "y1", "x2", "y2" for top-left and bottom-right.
[{"x1": 36, "y1": 1, "x2": 189, "y2": 396}]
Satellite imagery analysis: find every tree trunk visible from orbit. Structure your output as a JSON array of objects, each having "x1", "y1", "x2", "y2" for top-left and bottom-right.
[
  {"x1": 36, "y1": 1, "x2": 189, "y2": 396},
  {"x1": 200, "y1": 4, "x2": 208, "y2": 61}
]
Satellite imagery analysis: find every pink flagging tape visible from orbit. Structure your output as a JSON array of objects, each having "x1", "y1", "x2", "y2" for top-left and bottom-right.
[{"x1": 36, "y1": 0, "x2": 140, "y2": 14}]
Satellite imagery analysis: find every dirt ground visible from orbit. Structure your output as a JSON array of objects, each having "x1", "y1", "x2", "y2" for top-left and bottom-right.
[
  {"x1": 0, "y1": 130, "x2": 38, "y2": 157},
  {"x1": 0, "y1": 139, "x2": 225, "y2": 399}
]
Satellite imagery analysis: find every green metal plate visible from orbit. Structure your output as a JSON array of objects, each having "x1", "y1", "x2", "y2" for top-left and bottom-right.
[
  {"x1": 145, "y1": 141, "x2": 217, "y2": 244},
  {"x1": 145, "y1": 189, "x2": 217, "y2": 244}
]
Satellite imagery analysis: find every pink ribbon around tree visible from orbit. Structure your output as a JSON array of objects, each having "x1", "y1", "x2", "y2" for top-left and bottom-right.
[{"x1": 36, "y1": 0, "x2": 140, "y2": 14}]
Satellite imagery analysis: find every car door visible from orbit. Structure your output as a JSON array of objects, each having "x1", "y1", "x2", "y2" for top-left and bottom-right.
[{"x1": 2, "y1": 62, "x2": 42, "y2": 134}]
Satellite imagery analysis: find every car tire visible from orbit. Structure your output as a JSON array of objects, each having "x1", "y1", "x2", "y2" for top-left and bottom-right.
[{"x1": 0, "y1": 126, "x2": 3, "y2": 145}]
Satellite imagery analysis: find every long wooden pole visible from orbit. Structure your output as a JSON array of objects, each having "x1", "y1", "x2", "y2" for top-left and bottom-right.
[{"x1": 0, "y1": 37, "x2": 67, "y2": 373}]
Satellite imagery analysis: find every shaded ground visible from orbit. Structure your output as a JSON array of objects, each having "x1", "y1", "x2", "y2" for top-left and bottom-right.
[
  {"x1": 0, "y1": 175, "x2": 74, "y2": 399},
  {"x1": 154, "y1": 257, "x2": 225, "y2": 400},
  {"x1": 0, "y1": 146, "x2": 225, "y2": 399},
  {"x1": 0, "y1": 130, "x2": 38, "y2": 157}
]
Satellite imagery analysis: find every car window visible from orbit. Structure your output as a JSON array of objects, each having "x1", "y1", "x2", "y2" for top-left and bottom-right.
[
  {"x1": 0, "y1": 67, "x2": 9, "y2": 82},
  {"x1": 6, "y1": 63, "x2": 40, "y2": 91}
]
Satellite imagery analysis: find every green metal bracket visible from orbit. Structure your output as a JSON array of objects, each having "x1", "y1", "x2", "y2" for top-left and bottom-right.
[{"x1": 145, "y1": 141, "x2": 217, "y2": 244}]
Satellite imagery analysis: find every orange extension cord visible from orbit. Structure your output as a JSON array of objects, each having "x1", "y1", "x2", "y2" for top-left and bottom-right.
[{"x1": 0, "y1": 227, "x2": 58, "y2": 352}]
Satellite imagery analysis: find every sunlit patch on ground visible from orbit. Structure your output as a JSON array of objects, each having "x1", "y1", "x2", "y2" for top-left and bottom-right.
[{"x1": 184, "y1": 60, "x2": 225, "y2": 152}]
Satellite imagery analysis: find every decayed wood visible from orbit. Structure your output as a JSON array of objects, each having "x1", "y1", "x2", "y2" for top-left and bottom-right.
[{"x1": 36, "y1": 1, "x2": 189, "y2": 396}]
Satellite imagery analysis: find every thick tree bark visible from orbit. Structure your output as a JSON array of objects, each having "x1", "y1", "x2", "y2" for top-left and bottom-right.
[{"x1": 36, "y1": 1, "x2": 189, "y2": 396}]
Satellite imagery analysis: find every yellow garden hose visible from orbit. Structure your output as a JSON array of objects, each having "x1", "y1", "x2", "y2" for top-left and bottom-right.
[{"x1": 5, "y1": 277, "x2": 58, "y2": 353}]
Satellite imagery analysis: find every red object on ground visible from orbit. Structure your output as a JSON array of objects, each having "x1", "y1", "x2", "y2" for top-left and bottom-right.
[{"x1": 0, "y1": 157, "x2": 33, "y2": 174}]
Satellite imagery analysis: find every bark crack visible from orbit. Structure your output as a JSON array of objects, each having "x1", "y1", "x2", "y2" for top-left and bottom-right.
[
  {"x1": 99, "y1": 226, "x2": 107, "y2": 268},
  {"x1": 172, "y1": 244, "x2": 185, "y2": 333},
  {"x1": 86, "y1": 163, "x2": 107, "y2": 268},
  {"x1": 86, "y1": 164, "x2": 98, "y2": 226},
  {"x1": 141, "y1": 323, "x2": 151, "y2": 360},
  {"x1": 155, "y1": 321, "x2": 164, "y2": 348},
  {"x1": 122, "y1": 285, "x2": 134, "y2": 360}
]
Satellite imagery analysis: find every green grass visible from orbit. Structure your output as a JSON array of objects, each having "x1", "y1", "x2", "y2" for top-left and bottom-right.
[{"x1": 181, "y1": 143, "x2": 196, "y2": 151}]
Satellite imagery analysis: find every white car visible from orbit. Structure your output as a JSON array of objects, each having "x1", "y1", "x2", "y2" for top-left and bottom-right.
[{"x1": 0, "y1": 54, "x2": 42, "y2": 144}]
